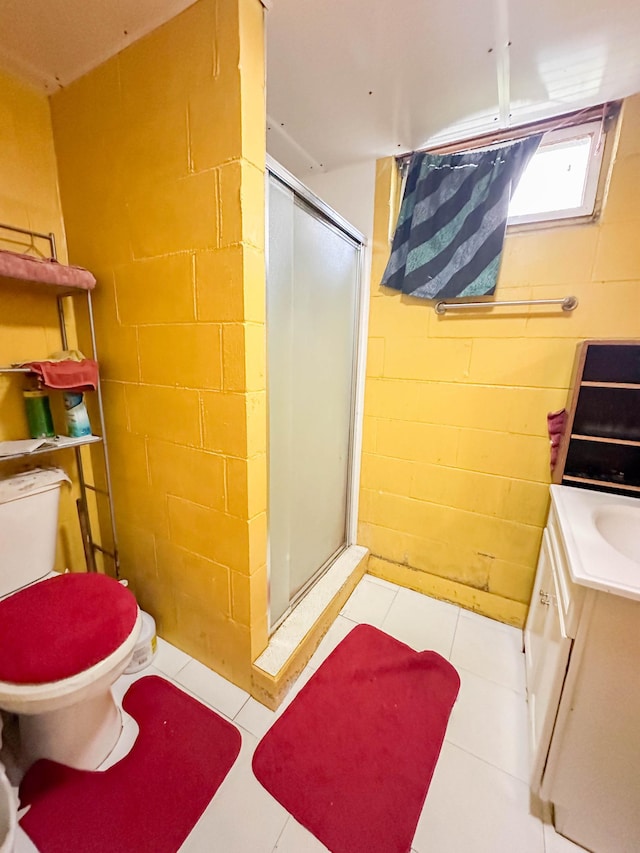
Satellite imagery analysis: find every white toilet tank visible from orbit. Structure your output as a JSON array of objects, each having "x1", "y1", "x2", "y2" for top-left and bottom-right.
[{"x1": 0, "y1": 468, "x2": 70, "y2": 599}]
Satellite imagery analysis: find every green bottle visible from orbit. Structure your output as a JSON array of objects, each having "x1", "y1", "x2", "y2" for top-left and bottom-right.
[{"x1": 23, "y1": 380, "x2": 55, "y2": 438}]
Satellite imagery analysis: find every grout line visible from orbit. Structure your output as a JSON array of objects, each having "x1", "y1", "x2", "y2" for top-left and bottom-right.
[
  {"x1": 364, "y1": 573, "x2": 402, "y2": 591},
  {"x1": 271, "y1": 815, "x2": 290, "y2": 851},
  {"x1": 442, "y1": 739, "x2": 532, "y2": 787},
  {"x1": 307, "y1": 615, "x2": 358, "y2": 670},
  {"x1": 233, "y1": 694, "x2": 251, "y2": 720},
  {"x1": 171, "y1": 659, "x2": 191, "y2": 679},
  {"x1": 378, "y1": 586, "x2": 399, "y2": 627},
  {"x1": 450, "y1": 661, "x2": 529, "y2": 698},
  {"x1": 166, "y1": 667, "x2": 245, "y2": 723},
  {"x1": 445, "y1": 607, "x2": 462, "y2": 660}
]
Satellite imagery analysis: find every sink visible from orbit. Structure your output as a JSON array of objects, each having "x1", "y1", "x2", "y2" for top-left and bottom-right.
[
  {"x1": 552, "y1": 485, "x2": 640, "y2": 599},
  {"x1": 593, "y1": 505, "x2": 640, "y2": 565}
]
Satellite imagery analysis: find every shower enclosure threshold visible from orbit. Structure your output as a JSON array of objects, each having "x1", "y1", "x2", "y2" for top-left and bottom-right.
[{"x1": 254, "y1": 545, "x2": 368, "y2": 678}]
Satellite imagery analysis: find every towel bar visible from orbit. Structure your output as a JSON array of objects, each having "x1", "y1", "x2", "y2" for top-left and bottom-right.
[{"x1": 434, "y1": 295, "x2": 578, "y2": 314}]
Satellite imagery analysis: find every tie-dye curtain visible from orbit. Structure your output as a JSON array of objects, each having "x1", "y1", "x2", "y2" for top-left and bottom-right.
[{"x1": 381, "y1": 134, "x2": 542, "y2": 299}]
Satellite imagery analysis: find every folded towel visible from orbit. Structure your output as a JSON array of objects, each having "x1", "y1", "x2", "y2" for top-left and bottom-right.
[
  {"x1": 48, "y1": 349, "x2": 86, "y2": 362},
  {"x1": 547, "y1": 408, "x2": 567, "y2": 469},
  {"x1": 23, "y1": 358, "x2": 99, "y2": 392},
  {"x1": 0, "y1": 249, "x2": 96, "y2": 290}
]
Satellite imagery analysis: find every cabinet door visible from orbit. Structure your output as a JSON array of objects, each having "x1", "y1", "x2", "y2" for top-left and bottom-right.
[
  {"x1": 524, "y1": 530, "x2": 553, "y2": 698},
  {"x1": 524, "y1": 530, "x2": 572, "y2": 792},
  {"x1": 547, "y1": 592, "x2": 640, "y2": 852}
]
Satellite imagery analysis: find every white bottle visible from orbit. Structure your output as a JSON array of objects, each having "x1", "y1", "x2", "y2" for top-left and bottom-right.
[{"x1": 63, "y1": 392, "x2": 91, "y2": 437}]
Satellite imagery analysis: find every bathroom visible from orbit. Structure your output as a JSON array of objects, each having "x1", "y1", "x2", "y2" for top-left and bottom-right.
[{"x1": 0, "y1": 0, "x2": 639, "y2": 850}]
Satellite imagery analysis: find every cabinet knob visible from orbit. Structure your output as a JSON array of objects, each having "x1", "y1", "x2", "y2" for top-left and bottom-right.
[{"x1": 539, "y1": 589, "x2": 550, "y2": 606}]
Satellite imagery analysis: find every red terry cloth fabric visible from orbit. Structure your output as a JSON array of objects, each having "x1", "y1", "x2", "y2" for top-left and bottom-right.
[
  {"x1": 0, "y1": 249, "x2": 96, "y2": 290},
  {"x1": 547, "y1": 408, "x2": 567, "y2": 469},
  {"x1": 252, "y1": 624, "x2": 461, "y2": 853},
  {"x1": 19, "y1": 676, "x2": 242, "y2": 853},
  {"x1": 0, "y1": 573, "x2": 138, "y2": 684},
  {"x1": 22, "y1": 358, "x2": 99, "y2": 392}
]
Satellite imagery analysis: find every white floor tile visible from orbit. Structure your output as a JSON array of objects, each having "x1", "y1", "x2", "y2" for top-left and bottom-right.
[
  {"x1": 380, "y1": 588, "x2": 460, "y2": 658},
  {"x1": 307, "y1": 615, "x2": 357, "y2": 670},
  {"x1": 450, "y1": 612, "x2": 526, "y2": 694},
  {"x1": 445, "y1": 666, "x2": 531, "y2": 782},
  {"x1": 179, "y1": 730, "x2": 288, "y2": 853},
  {"x1": 340, "y1": 575, "x2": 398, "y2": 626},
  {"x1": 233, "y1": 661, "x2": 317, "y2": 748},
  {"x1": 234, "y1": 696, "x2": 277, "y2": 740},
  {"x1": 413, "y1": 742, "x2": 544, "y2": 853},
  {"x1": 278, "y1": 665, "x2": 317, "y2": 711},
  {"x1": 13, "y1": 827, "x2": 39, "y2": 853},
  {"x1": 363, "y1": 573, "x2": 403, "y2": 593},
  {"x1": 154, "y1": 637, "x2": 193, "y2": 678},
  {"x1": 110, "y1": 663, "x2": 164, "y2": 704},
  {"x1": 272, "y1": 817, "x2": 330, "y2": 852},
  {"x1": 174, "y1": 658, "x2": 249, "y2": 720},
  {"x1": 457, "y1": 607, "x2": 522, "y2": 634},
  {"x1": 12, "y1": 582, "x2": 562, "y2": 853},
  {"x1": 543, "y1": 823, "x2": 589, "y2": 852}
]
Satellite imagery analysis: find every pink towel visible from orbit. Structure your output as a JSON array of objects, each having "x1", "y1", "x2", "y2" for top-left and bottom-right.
[
  {"x1": 547, "y1": 409, "x2": 567, "y2": 469},
  {"x1": 0, "y1": 249, "x2": 96, "y2": 290},
  {"x1": 24, "y1": 359, "x2": 99, "y2": 392}
]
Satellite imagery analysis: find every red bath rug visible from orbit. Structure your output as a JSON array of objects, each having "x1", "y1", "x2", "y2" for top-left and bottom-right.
[
  {"x1": 19, "y1": 675, "x2": 241, "y2": 853},
  {"x1": 252, "y1": 624, "x2": 460, "y2": 853}
]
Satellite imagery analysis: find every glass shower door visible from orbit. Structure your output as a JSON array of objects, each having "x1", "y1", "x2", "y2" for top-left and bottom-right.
[{"x1": 267, "y1": 170, "x2": 361, "y2": 627}]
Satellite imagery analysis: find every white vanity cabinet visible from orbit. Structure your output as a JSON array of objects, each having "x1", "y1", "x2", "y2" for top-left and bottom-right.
[
  {"x1": 524, "y1": 526, "x2": 573, "y2": 794},
  {"x1": 525, "y1": 486, "x2": 640, "y2": 853}
]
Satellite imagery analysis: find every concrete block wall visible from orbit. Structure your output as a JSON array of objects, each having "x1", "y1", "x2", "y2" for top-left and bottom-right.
[{"x1": 360, "y1": 97, "x2": 640, "y2": 627}]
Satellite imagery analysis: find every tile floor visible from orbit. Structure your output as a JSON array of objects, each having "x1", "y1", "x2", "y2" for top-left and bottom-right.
[{"x1": 13, "y1": 575, "x2": 588, "y2": 853}]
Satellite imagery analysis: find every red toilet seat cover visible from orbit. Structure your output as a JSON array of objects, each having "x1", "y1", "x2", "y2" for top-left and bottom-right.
[{"x1": 0, "y1": 573, "x2": 139, "y2": 685}]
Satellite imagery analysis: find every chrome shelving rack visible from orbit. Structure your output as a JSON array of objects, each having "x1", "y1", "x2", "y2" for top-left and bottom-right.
[{"x1": 0, "y1": 222, "x2": 119, "y2": 577}]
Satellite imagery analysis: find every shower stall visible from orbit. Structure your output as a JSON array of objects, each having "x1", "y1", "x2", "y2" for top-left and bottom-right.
[{"x1": 266, "y1": 159, "x2": 366, "y2": 629}]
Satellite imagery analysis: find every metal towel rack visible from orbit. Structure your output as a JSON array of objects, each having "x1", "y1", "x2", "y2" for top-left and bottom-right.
[
  {"x1": 434, "y1": 295, "x2": 578, "y2": 315},
  {"x1": 0, "y1": 221, "x2": 120, "y2": 576}
]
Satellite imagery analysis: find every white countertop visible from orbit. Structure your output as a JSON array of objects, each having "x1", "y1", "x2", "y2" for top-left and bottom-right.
[{"x1": 551, "y1": 485, "x2": 640, "y2": 602}]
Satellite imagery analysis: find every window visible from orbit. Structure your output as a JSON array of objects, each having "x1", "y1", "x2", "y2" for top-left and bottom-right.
[{"x1": 508, "y1": 120, "x2": 605, "y2": 226}]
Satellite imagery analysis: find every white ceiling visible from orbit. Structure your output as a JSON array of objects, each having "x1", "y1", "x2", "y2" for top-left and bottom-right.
[
  {"x1": 0, "y1": 0, "x2": 197, "y2": 91},
  {"x1": 266, "y1": 0, "x2": 640, "y2": 175},
  {"x1": 0, "y1": 0, "x2": 639, "y2": 177}
]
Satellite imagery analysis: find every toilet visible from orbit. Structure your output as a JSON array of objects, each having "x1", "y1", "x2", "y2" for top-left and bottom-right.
[{"x1": 0, "y1": 468, "x2": 141, "y2": 772}]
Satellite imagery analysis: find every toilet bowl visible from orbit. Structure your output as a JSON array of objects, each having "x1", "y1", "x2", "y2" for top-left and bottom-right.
[
  {"x1": 0, "y1": 573, "x2": 141, "y2": 770},
  {"x1": 0, "y1": 469, "x2": 141, "y2": 771}
]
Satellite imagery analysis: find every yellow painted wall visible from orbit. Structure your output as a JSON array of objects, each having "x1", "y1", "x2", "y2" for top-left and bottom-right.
[
  {"x1": 361, "y1": 95, "x2": 640, "y2": 627},
  {"x1": 0, "y1": 69, "x2": 88, "y2": 573},
  {"x1": 50, "y1": 0, "x2": 267, "y2": 690}
]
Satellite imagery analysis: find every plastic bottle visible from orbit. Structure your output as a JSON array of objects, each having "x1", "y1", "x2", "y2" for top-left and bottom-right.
[
  {"x1": 23, "y1": 380, "x2": 55, "y2": 438},
  {"x1": 125, "y1": 611, "x2": 158, "y2": 673},
  {"x1": 63, "y1": 391, "x2": 92, "y2": 437}
]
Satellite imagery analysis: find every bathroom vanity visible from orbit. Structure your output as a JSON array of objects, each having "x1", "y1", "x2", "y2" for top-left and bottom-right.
[{"x1": 525, "y1": 485, "x2": 640, "y2": 852}]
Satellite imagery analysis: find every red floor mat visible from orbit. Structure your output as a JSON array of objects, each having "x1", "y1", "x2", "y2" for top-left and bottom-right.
[
  {"x1": 19, "y1": 675, "x2": 241, "y2": 853},
  {"x1": 252, "y1": 624, "x2": 460, "y2": 853}
]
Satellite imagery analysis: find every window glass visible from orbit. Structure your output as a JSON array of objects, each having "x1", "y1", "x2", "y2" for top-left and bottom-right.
[{"x1": 508, "y1": 121, "x2": 604, "y2": 225}]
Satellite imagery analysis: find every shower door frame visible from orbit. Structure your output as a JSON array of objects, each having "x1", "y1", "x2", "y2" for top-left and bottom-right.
[{"x1": 266, "y1": 156, "x2": 368, "y2": 633}]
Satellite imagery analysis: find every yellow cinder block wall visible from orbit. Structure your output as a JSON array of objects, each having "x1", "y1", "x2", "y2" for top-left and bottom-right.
[
  {"x1": 50, "y1": 0, "x2": 267, "y2": 690},
  {"x1": 0, "y1": 69, "x2": 88, "y2": 574},
  {"x1": 361, "y1": 95, "x2": 640, "y2": 627}
]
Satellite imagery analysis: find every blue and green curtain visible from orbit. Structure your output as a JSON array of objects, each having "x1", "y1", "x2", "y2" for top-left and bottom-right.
[{"x1": 381, "y1": 134, "x2": 542, "y2": 299}]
